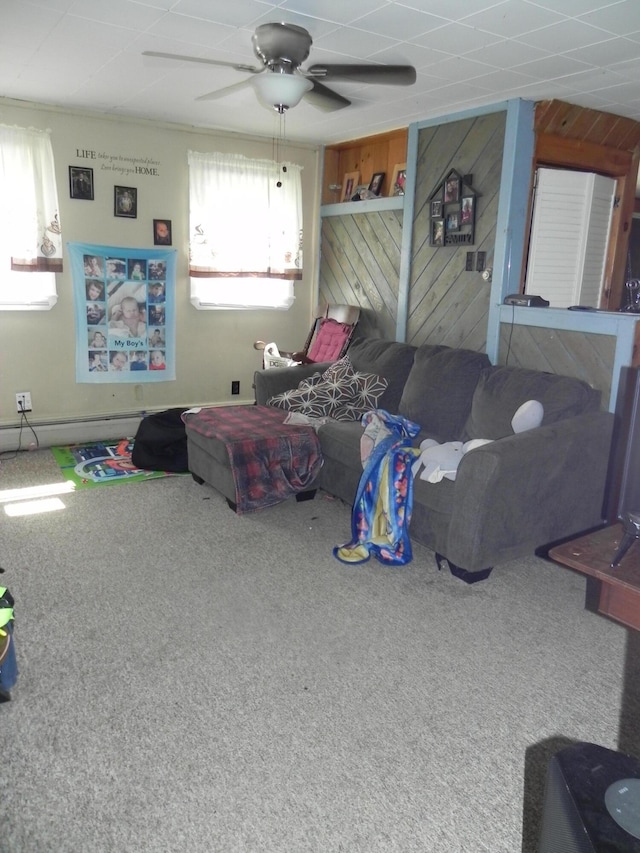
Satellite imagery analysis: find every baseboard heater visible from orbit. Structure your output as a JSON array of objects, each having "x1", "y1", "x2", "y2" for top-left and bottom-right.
[
  {"x1": 0, "y1": 402, "x2": 242, "y2": 454},
  {"x1": 0, "y1": 414, "x2": 143, "y2": 453}
]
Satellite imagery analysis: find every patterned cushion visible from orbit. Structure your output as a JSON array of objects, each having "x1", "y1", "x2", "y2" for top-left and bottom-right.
[{"x1": 267, "y1": 356, "x2": 388, "y2": 421}]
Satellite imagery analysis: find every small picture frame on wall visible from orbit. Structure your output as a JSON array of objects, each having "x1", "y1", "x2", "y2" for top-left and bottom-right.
[
  {"x1": 461, "y1": 196, "x2": 474, "y2": 223},
  {"x1": 69, "y1": 166, "x2": 94, "y2": 200},
  {"x1": 114, "y1": 185, "x2": 137, "y2": 218},
  {"x1": 444, "y1": 173, "x2": 460, "y2": 203},
  {"x1": 431, "y1": 219, "x2": 444, "y2": 246},
  {"x1": 153, "y1": 219, "x2": 172, "y2": 245},
  {"x1": 446, "y1": 211, "x2": 460, "y2": 232},
  {"x1": 368, "y1": 172, "x2": 385, "y2": 196},
  {"x1": 391, "y1": 163, "x2": 406, "y2": 196},
  {"x1": 431, "y1": 200, "x2": 442, "y2": 217},
  {"x1": 341, "y1": 170, "x2": 360, "y2": 203}
]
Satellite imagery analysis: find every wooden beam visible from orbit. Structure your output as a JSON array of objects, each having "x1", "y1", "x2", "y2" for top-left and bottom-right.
[{"x1": 535, "y1": 132, "x2": 632, "y2": 177}]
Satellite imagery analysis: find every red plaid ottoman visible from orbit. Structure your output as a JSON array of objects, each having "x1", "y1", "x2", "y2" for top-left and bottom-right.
[{"x1": 183, "y1": 405, "x2": 323, "y2": 513}]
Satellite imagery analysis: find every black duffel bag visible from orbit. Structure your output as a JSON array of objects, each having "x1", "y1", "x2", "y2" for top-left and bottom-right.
[{"x1": 131, "y1": 408, "x2": 190, "y2": 473}]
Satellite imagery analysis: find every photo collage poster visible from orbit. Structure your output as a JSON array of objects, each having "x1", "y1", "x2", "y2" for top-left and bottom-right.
[{"x1": 68, "y1": 242, "x2": 176, "y2": 383}]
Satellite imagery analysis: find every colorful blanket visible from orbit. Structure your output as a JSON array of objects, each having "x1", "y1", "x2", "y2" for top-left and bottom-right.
[
  {"x1": 183, "y1": 405, "x2": 323, "y2": 513},
  {"x1": 334, "y1": 410, "x2": 421, "y2": 566}
]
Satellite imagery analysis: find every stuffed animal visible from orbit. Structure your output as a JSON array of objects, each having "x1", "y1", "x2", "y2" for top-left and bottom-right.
[{"x1": 412, "y1": 399, "x2": 544, "y2": 483}]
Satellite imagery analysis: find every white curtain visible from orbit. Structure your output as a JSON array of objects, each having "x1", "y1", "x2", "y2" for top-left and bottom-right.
[
  {"x1": 187, "y1": 150, "x2": 302, "y2": 309},
  {"x1": 0, "y1": 124, "x2": 63, "y2": 273}
]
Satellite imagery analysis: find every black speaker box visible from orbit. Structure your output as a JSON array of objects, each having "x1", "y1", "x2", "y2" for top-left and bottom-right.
[{"x1": 538, "y1": 742, "x2": 640, "y2": 852}]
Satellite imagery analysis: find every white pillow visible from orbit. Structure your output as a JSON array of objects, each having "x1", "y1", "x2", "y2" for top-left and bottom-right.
[{"x1": 511, "y1": 400, "x2": 544, "y2": 433}]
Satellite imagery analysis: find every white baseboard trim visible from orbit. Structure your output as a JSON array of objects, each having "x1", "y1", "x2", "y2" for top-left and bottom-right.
[{"x1": 0, "y1": 415, "x2": 143, "y2": 453}]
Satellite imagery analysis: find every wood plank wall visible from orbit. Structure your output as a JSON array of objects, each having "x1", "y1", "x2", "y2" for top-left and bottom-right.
[
  {"x1": 318, "y1": 111, "x2": 507, "y2": 345},
  {"x1": 407, "y1": 111, "x2": 506, "y2": 349},
  {"x1": 319, "y1": 209, "x2": 403, "y2": 341},
  {"x1": 498, "y1": 323, "x2": 617, "y2": 406}
]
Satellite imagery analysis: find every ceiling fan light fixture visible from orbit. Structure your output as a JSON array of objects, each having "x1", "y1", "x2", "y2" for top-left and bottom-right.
[{"x1": 252, "y1": 73, "x2": 312, "y2": 113}]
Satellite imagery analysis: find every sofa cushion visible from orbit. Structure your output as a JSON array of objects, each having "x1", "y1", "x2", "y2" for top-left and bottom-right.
[
  {"x1": 398, "y1": 346, "x2": 491, "y2": 440},
  {"x1": 346, "y1": 337, "x2": 417, "y2": 413},
  {"x1": 306, "y1": 317, "x2": 352, "y2": 363},
  {"x1": 267, "y1": 357, "x2": 388, "y2": 422},
  {"x1": 462, "y1": 365, "x2": 600, "y2": 440}
]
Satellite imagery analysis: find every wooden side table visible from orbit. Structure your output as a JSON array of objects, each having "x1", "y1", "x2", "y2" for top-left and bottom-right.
[{"x1": 549, "y1": 524, "x2": 640, "y2": 631}]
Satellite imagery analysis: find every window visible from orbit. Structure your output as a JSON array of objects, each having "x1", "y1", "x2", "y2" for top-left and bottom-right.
[
  {"x1": 187, "y1": 150, "x2": 303, "y2": 310},
  {"x1": 0, "y1": 124, "x2": 62, "y2": 310}
]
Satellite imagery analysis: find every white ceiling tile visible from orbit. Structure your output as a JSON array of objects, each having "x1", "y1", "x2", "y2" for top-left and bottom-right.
[
  {"x1": 465, "y1": 38, "x2": 550, "y2": 68},
  {"x1": 514, "y1": 53, "x2": 592, "y2": 77},
  {"x1": 278, "y1": 0, "x2": 390, "y2": 26},
  {"x1": 464, "y1": 0, "x2": 564, "y2": 38},
  {"x1": 610, "y1": 55, "x2": 640, "y2": 78},
  {"x1": 518, "y1": 19, "x2": 618, "y2": 51},
  {"x1": 524, "y1": 0, "x2": 621, "y2": 14},
  {"x1": 0, "y1": 1, "x2": 62, "y2": 44},
  {"x1": 422, "y1": 55, "x2": 499, "y2": 83},
  {"x1": 66, "y1": 0, "x2": 165, "y2": 29},
  {"x1": 552, "y1": 66, "x2": 629, "y2": 91},
  {"x1": 564, "y1": 36, "x2": 640, "y2": 66},
  {"x1": 313, "y1": 25, "x2": 399, "y2": 59},
  {"x1": 22, "y1": 0, "x2": 75, "y2": 11},
  {"x1": 471, "y1": 68, "x2": 539, "y2": 90},
  {"x1": 147, "y1": 13, "x2": 236, "y2": 47},
  {"x1": 371, "y1": 42, "x2": 450, "y2": 68},
  {"x1": 36, "y1": 16, "x2": 138, "y2": 53},
  {"x1": 167, "y1": 0, "x2": 279, "y2": 28},
  {"x1": 577, "y1": 0, "x2": 640, "y2": 36},
  {"x1": 352, "y1": 5, "x2": 446, "y2": 39},
  {"x1": 398, "y1": 0, "x2": 506, "y2": 22},
  {"x1": 410, "y1": 22, "x2": 504, "y2": 53}
]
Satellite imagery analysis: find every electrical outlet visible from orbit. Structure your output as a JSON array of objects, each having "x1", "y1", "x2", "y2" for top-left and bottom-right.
[
  {"x1": 16, "y1": 391, "x2": 32, "y2": 413},
  {"x1": 231, "y1": 380, "x2": 240, "y2": 395}
]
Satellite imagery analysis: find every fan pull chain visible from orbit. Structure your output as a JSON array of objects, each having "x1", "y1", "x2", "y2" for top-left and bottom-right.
[{"x1": 275, "y1": 112, "x2": 286, "y2": 188}]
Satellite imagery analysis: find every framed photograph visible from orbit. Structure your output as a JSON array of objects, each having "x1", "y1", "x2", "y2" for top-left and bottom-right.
[
  {"x1": 351, "y1": 184, "x2": 371, "y2": 201},
  {"x1": 431, "y1": 219, "x2": 444, "y2": 247},
  {"x1": 446, "y1": 211, "x2": 460, "y2": 232},
  {"x1": 153, "y1": 219, "x2": 172, "y2": 245},
  {"x1": 391, "y1": 163, "x2": 407, "y2": 196},
  {"x1": 431, "y1": 200, "x2": 442, "y2": 217},
  {"x1": 461, "y1": 196, "x2": 474, "y2": 224},
  {"x1": 341, "y1": 170, "x2": 360, "y2": 203},
  {"x1": 114, "y1": 186, "x2": 137, "y2": 218},
  {"x1": 368, "y1": 171, "x2": 385, "y2": 196},
  {"x1": 69, "y1": 166, "x2": 94, "y2": 200},
  {"x1": 444, "y1": 173, "x2": 460, "y2": 203}
]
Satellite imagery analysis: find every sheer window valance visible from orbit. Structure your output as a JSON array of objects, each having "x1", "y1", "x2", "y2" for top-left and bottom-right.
[
  {"x1": 0, "y1": 124, "x2": 63, "y2": 274},
  {"x1": 188, "y1": 150, "x2": 303, "y2": 284}
]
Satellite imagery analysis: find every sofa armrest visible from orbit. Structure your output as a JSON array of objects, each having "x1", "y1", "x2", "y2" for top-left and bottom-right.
[
  {"x1": 253, "y1": 362, "x2": 332, "y2": 406},
  {"x1": 445, "y1": 410, "x2": 614, "y2": 571}
]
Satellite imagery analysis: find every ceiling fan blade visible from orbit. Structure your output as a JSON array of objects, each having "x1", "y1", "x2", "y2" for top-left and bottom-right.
[
  {"x1": 303, "y1": 80, "x2": 351, "y2": 112},
  {"x1": 195, "y1": 78, "x2": 255, "y2": 102},
  {"x1": 307, "y1": 64, "x2": 416, "y2": 86},
  {"x1": 142, "y1": 50, "x2": 262, "y2": 74}
]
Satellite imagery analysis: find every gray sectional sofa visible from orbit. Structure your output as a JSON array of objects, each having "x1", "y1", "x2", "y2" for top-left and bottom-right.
[{"x1": 254, "y1": 336, "x2": 614, "y2": 582}]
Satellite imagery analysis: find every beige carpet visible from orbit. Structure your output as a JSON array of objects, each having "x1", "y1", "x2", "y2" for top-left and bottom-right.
[{"x1": 0, "y1": 448, "x2": 638, "y2": 852}]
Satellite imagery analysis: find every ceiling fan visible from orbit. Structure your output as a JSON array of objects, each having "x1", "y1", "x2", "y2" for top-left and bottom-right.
[{"x1": 143, "y1": 22, "x2": 416, "y2": 114}]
